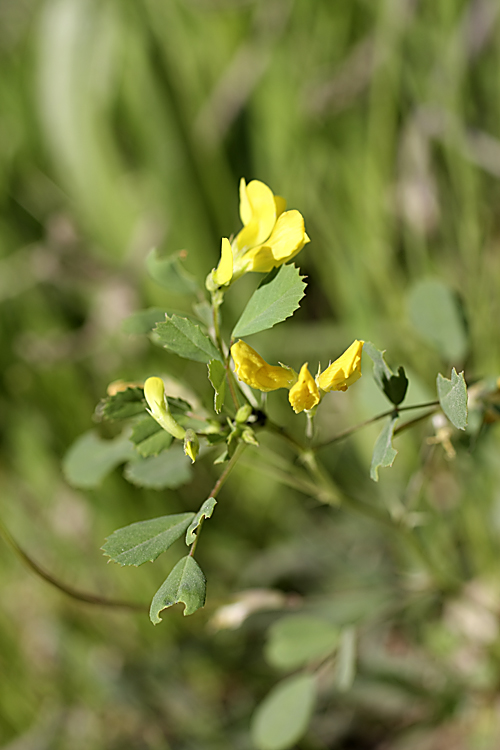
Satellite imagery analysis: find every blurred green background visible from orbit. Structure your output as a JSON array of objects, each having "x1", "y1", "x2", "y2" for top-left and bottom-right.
[{"x1": 2, "y1": 0, "x2": 500, "y2": 748}]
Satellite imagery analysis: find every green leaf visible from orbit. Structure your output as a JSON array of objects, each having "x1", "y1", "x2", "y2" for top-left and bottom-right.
[
  {"x1": 185, "y1": 498, "x2": 217, "y2": 545},
  {"x1": 122, "y1": 307, "x2": 170, "y2": 335},
  {"x1": 102, "y1": 513, "x2": 194, "y2": 566},
  {"x1": 130, "y1": 416, "x2": 173, "y2": 457},
  {"x1": 335, "y1": 627, "x2": 356, "y2": 691},
  {"x1": 150, "y1": 555, "x2": 206, "y2": 622},
  {"x1": 370, "y1": 417, "x2": 398, "y2": 481},
  {"x1": 364, "y1": 342, "x2": 409, "y2": 406},
  {"x1": 124, "y1": 446, "x2": 193, "y2": 489},
  {"x1": 146, "y1": 249, "x2": 198, "y2": 295},
  {"x1": 63, "y1": 430, "x2": 135, "y2": 488},
  {"x1": 408, "y1": 279, "x2": 468, "y2": 361},
  {"x1": 251, "y1": 674, "x2": 316, "y2": 750},
  {"x1": 232, "y1": 264, "x2": 306, "y2": 338},
  {"x1": 265, "y1": 615, "x2": 339, "y2": 670},
  {"x1": 154, "y1": 315, "x2": 223, "y2": 363},
  {"x1": 208, "y1": 359, "x2": 226, "y2": 413},
  {"x1": 97, "y1": 387, "x2": 145, "y2": 421},
  {"x1": 437, "y1": 368, "x2": 468, "y2": 430}
]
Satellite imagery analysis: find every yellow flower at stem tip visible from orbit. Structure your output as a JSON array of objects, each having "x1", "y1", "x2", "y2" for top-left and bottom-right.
[
  {"x1": 143, "y1": 377, "x2": 186, "y2": 441},
  {"x1": 288, "y1": 363, "x2": 320, "y2": 414},
  {"x1": 231, "y1": 340, "x2": 295, "y2": 392},
  {"x1": 317, "y1": 340, "x2": 364, "y2": 393},
  {"x1": 211, "y1": 179, "x2": 310, "y2": 286}
]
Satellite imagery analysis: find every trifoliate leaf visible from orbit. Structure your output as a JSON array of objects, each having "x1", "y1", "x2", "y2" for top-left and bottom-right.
[
  {"x1": 251, "y1": 674, "x2": 316, "y2": 750},
  {"x1": 63, "y1": 430, "x2": 135, "y2": 488},
  {"x1": 232, "y1": 264, "x2": 306, "y2": 338},
  {"x1": 265, "y1": 615, "x2": 340, "y2": 670},
  {"x1": 370, "y1": 416, "x2": 398, "y2": 481},
  {"x1": 124, "y1": 446, "x2": 193, "y2": 489},
  {"x1": 146, "y1": 248, "x2": 198, "y2": 295},
  {"x1": 130, "y1": 416, "x2": 173, "y2": 457},
  {"x1": 208, "y1": 359, "x2": 226, "y2": 413},
  {"x1": 364, "y1": 342, "x2": 409, "y2": 406},
  {"x1": 102, "y1": 513, "x2": 194, "y2": 566},
  {"x1": 437, "y1": 368, "x2": 468, "y2": 430},
  {"x1": 154, "y1": 315, "x2": 223, "y2": 363},
  {"x1": 408, "y1": 278, "x2": 468, "y2": 362},
  {"x1": 150, "y1": 555, "x2": 206, "y2": 622},
  {"x1": 122, "y1": 307, "x2": 170, "y2": 335},
  {"x1": 185, "y1": 498, "x2": 217, "y2": 545}
]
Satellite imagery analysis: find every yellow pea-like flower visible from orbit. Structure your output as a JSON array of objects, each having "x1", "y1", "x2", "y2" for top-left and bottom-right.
[
  {"x1": 210, "y1": 179, "x2": 310, "y2": 287},
  {"x1": 317, "y1": 340, "x2": 364, "y2": 393},
  {"x1": 231, "y1": 340, "x2": 295, "y2": 392},
  {"x1": 143, "y1": 377, "x2": 186, "y2": 441},
  {"x1": 288, "y1": 363, "x2": 320, "y2": 414}
]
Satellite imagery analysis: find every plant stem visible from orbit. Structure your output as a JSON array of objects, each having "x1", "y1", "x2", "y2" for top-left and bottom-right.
[
  {"x1": 0, "y1": 517, "x2": 147, "y2": 612},
  {"x1": 189, "y1": 443, "x2": 245, "y2": 557}
]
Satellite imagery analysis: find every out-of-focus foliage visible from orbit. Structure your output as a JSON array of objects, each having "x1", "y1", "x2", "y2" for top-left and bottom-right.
[{"x1": 2, "y1": 0, "x2": 500, "y2": 748}]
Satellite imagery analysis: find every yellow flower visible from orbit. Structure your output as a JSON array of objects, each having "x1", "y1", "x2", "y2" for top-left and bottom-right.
[
  {"x1": 143, "y1": 377, "x2": 186, "y2": 440},
  {"x1": 288, "y1": 363, "x2": 320, "y2": 414},
  {"x1": 317, "y1": 340, "x2": 364, "y2": 393},
  {"x1": 231, "y1": 340, "x2": 295, "y2": 392},
  {"x1": 211, "y1": 179, "x2": 310, "y2": 286}
]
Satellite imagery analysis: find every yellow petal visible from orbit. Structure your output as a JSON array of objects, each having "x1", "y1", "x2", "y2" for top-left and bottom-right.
[
  {"x1": 288, "y1": 363, "x2": 320, "y2": 413},
  {"x1": 244, "y1": 210, "x2": 309, "y2": 272},
  {"x1": 236, "y1": 179, "x2": 277, "y2": 251},
  {"x1": 231, "y1": 340, "x2": 295, "y2": 392},
  {"x1": 274, "y1": 195, "x2": 287, "y2": 218},
  {"x1": 213, "y1": 237, "x2": 233, "y2": 286},
  {"x1": 317, "y1": 340, "x2": 364, "y2": 393}
]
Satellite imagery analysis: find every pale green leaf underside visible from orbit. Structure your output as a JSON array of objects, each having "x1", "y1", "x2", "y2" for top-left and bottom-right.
[
  {"x1": 154, "y1": 314, "x2": 223, "y2": 363},
  {"x1": 124, "y1": 446, "x2": 193, "y2": 489},
  {"x1": 370, "y1": 417, "x2": 398, "y2": 481},
  {"x1": 335, "y1": 626, "x2": 357, "y2": 692},
  {"x1": 185, "y1": 497, "x2": 217, "y2": 545},
  {"x1": 251, "y1": 673, "x2": 316, "y2": 750},
  {"x1": 102, "y1": 512, "x2": 194, "y2": 566},
  {"x1": 437, "y1": 368, "x2": 468, "y2": 430},
  {"x1": 63, "y1": 430, "x2": 135, "y2": 488},
  {"x1": 208, "y1": 359, "x2": 226, "y2": 413},
  {"x1": 265, "y1": 615, "x2": 340, "y2": 670},
  {"x1": 150, "y1": 555, "x2": 206, "y2": 623},
  {"x1": 232, "y1": 264, "x2": 306, "y2": 338},
  {"x1": 122, "y1": 307, "x2": 170, "y2": 335}
]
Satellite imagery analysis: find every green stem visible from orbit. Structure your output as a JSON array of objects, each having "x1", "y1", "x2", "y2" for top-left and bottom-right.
[
  {"x1": 0, "y1": 517, "x2": 147, "y2": 612},
  {"x1": 315, "y1": 400, "x2": 440, "y2": 449},
  {"x1": 189, "y1": 443, "x2": 245, "y2": 557}
]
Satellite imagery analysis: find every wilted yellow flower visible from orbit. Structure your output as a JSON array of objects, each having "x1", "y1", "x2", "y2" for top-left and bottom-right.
[
  {"x1": 211, "y1": 179, "x2": 310, "y2": 286},
  {"x1": 317, "y1": 340, "x2": 364, "y2": 392},
  {"x1": 288, "y1": 363, "x2": 320, "y2": 414},
  {"x1": 231, "y1": 340, "x2": 295, "y2": 392}
]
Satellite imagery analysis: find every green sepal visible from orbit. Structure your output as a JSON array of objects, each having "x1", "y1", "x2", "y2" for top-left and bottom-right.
[
  {"x1": 102, "y1": 513, "x2": 194, "y2": 566},
  {"x1": 437, "y1": 368, "x2": 468, "y2": 430},
  {"x1": 208, "y1": 359, "x2": 226, "y2": 413},
  {"x1": 364, "y1": 342, "x2": 409, "y2": 406},
  {"x1": 185, "y1": 497, "x2": 217, "y2": 545},
  {"x1": 149, "y1": 555, "x2": 206, "y2": 623},
  {"x1": 232, "y1": 264, "x2": 307, "y2": 339},
  {"x1": 370, "y1": 416, "x2": 398, "y2": 481},
  {"x1": 154, "y1": 315, "x2": 223, "y2": 363}
]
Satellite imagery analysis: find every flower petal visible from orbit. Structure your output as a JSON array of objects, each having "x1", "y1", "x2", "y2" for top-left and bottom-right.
[
  {"x1": 236, "y1": 179, "x2": 277, "y2": 251},
  {"x1": 231, "y1": 340, "x2": 295, "y2": 392},
  {"x1": 318, "y1": 340, "x2": 364, "y2": 393},
  {"x1": 289, "y1": 363, "x2": 320, "y2": 413},
  {"x1": 213, "y1": 237, "x2": 233, "y2": 286}
]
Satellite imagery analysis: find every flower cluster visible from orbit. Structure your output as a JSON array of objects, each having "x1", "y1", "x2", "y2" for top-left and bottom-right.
[
  {"x1": 231, "y1": 340, "x2": 364, "y2": 414},
  {"x1": 210, "y1": 179, "x2": 310, "y2": 287}
]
